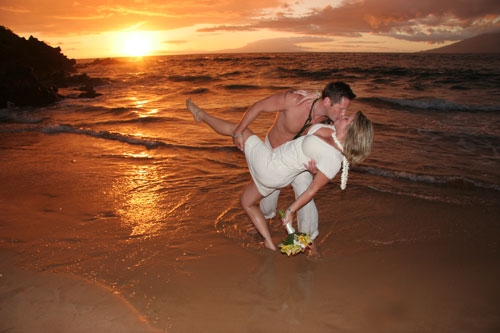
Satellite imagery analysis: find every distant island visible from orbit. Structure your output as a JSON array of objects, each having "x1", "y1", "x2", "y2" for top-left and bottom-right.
[
  {"x1": 422, "y1": 31, "x2": 500, "y2": 53},
  {"x1": 0, "y1": 26, "x2": 108, "y2": 109}
]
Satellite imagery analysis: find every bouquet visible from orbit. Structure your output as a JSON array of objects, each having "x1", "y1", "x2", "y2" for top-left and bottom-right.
[{"x1": 278, "y1": 210, "x2": 313, "y2": 256}]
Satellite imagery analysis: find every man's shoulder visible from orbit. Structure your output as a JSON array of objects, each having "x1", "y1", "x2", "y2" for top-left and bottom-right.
[
  {"x1": 283, "y1": 89, "x2": 300, "y2": 102},
  {"x1": 281, "y1": 90, "x2": 308, "y2": 113}
]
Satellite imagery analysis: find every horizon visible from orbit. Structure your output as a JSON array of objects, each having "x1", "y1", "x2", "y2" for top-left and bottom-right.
[
  {"x1": 1, "y1": 0, "x2": 499, "y2": 59},
  {"x1": 74, "y1": 50, "x2": 429, "y2": 62}
]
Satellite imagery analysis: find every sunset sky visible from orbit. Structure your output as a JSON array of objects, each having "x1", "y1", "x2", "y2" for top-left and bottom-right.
[{"x1": 1, "y1": 0, "x2": 499, "y2": 59}]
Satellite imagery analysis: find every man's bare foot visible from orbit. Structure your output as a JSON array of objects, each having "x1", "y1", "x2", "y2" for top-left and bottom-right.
[
  {"x1": 308, "y1": 240, "x2": 321, "y2": 258},
  {"x1": 186, "y1": 98, "x2": 204, "y2": 122}
]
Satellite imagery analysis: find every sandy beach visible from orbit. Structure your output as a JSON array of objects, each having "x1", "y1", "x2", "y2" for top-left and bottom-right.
[{"x1": 2, "y1": 187, "x2": 499, "y2": 332}]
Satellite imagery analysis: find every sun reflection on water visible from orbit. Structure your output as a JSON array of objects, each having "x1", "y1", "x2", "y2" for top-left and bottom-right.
[
  {"x1": 114, "y1": 160, "x2": 166, "y2": 237},
  {"x1": 129, "y1": 96, "x2": 158, "y2": 118}
]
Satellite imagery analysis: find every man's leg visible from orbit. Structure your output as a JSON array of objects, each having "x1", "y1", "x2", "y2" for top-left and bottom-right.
[
  {"x1": 292, "y1": 172, "x2": 320, "y2": 255},
  {"x1": 259, "y1": 190, "x2": 280, "y2": 219},
  {"x1": 259, "y1": 134, "x2": 280, "y2": 219}
]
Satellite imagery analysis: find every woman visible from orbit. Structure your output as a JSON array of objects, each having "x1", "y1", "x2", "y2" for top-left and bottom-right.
[{"x1": 186, "y1": 98, "x2": 373, "y2": 252}]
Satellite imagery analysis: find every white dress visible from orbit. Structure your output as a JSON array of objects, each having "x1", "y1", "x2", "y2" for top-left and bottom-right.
[{"x1": 244, "y1": 124, "x2": 343, "y2": 197}]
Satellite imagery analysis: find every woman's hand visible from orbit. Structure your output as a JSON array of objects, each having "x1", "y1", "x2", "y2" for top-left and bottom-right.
[
  {"x1": 281, "y1": 208, "x2": 293, "y2": 226},
  {"x1": 233, "y1": 135, "x2": 244, "y2": 151},
  {"x1": 295, "y1": 90, "x2": 320, "y2": 104}
]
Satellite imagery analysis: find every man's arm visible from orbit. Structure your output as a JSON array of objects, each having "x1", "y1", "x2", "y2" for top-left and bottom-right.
[
  {"x1": 232, "y1": 90, "x2": 296, "y2": 151},
  {"x1": 304, "y1": 160, "x2": 318, "y2": 174}
]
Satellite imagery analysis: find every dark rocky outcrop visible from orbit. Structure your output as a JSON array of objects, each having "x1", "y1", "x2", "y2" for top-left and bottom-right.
[{"x1": 0, "y1": 26, "x2": 108, "y2": 108}]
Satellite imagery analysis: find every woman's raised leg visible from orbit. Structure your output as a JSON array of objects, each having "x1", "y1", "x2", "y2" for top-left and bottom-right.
[
  {"x1": 240, "y1": 181, "x2": 276, "y2": 251},
  {"x1": 186, "y1": 98, "x2": 253, "y2": 139}
]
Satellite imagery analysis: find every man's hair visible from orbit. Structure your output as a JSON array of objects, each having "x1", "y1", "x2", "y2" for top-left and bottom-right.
[
  {"x1": 321, "y1": 81, "x2": 356, "y2": 104},
  {"x1": 344, "y1": 111, "x2": 373, "y2": 165}
]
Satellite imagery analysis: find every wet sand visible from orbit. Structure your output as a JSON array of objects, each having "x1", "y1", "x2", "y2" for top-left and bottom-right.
[
  {"x1": 1, "y1": 188, "x2": 499, "y2": 332},
  {"x1": 0, "y1": 251, "x2": 157, "y2": 332}
]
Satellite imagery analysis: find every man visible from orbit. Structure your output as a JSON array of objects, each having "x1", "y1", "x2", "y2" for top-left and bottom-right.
[{"x1": 231, "y1": 81, "x2": 356, "y2": 255}]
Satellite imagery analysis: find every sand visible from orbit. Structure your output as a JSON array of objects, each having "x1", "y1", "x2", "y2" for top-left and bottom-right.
[
  {"x1": 0, "y1": 251, "x2": 158, "y2": 332},
  {"x1": 1, "y1": 188, "x2": 499, "y2": 332}
]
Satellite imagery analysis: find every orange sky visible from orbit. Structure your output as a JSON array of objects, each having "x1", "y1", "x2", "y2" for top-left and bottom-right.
[{"x1": 1, "y1": 0, "x2": 499, "y2": 59}]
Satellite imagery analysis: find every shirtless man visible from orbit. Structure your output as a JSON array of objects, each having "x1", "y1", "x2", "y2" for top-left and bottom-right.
[{"x1": 232, "y1": 81, "x2": 356, "y2": 255}]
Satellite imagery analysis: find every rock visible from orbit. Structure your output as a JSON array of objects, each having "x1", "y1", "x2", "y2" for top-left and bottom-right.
[
  {"x1": 0, "y1": 26, "x2": 107, "y2": 108},
  {"x1": 60, "y1": 73, "x2": 110, "y2": 88},
  {"x1": 0, "y1": 65, "x2": 60, "y2": 107},
  {"x1": 78, "y1": 86, "x2": 102, "y2": 98}
]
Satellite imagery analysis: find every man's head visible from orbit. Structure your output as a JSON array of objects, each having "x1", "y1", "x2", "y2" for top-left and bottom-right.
[
  {"x1": 322, "y1": 81, "x2": 356, "y2": 103},
  {"x1": 321, "y1": 81, "x2": 356, "y2": 121}
]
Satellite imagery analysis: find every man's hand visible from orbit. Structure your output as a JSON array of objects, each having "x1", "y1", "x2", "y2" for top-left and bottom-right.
[
  {"x1": 304, "y1": 160, "x2": 318, "y2": 174},
  {"x1": 233, "y1": 136, "x2": 244, "y2": 151}
]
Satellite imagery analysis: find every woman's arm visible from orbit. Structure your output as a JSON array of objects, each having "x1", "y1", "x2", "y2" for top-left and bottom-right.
[{"x1": 283, "y1": 171, "x2": 330, "y2": 224}]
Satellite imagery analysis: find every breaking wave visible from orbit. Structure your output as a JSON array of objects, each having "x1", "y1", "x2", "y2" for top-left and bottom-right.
[
  {"x1": 40, "y1": 124, "x2": 238, "y2": 152},
  {"x1": 362, "y1": 97, "x2": 500, "y2": 112},
  {"x1": 356, "y1": 165, "x2": 500, "y2": 191}
]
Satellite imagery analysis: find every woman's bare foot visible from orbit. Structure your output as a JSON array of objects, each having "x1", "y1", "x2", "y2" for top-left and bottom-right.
[
  {"x1": 264, "y1": 239, "x2": 277, "y2": 251},
  {"x1": 186, "y1": 98, "x2": 204, "y2": 122}
]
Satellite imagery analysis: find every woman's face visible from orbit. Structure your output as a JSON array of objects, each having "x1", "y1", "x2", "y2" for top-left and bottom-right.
[{"x1": 334, "y1": 113, "x2": 355, "y2": 138}]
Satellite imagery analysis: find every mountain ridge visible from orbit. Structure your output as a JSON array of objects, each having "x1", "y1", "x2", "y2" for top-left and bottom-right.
[{"x1": 422, "y1": 32, "x2": 500, "y2": 53}]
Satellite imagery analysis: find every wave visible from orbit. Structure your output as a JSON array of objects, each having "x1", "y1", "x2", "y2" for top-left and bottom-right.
[
  {"x1": 275, "y1": 67, "x2": 339, "y2": 80},
  {"x1": 273, "y1": 65, "x2": 440, "y2": 80},
  {"x1": 182, "y1": 88, "x2": 209, "y2": 95},
  {"x1": 83, "y1": 116, "x2": 177, "y2": 126},
  {"x1": 223, "y1": 84, "x2": 291, "y2": 91},
  {"x1": 41, "y1": 124, "x2": 163, "y2": 149},
  {"x1": 224, "y1": 84, "x2": 261, "y2": 90},
  {"x1": 361, "y1": 97, "x2": 500, "y2": 112},
  {"x1": 0, "y1": 108, "x2": 46, "y2": 124},
  {"x1": 72, "y1": 105, "x2": 143, "y2": 116},
  {"x1": 58, "y1": 104, "x2": 108, "y2": 113},
  {"x1": 356, "y1": 165, "x2": 500, "y2": 191},
  {"x1": 219, "y1": 71, "x2": 243, "y2": 77},
  {"x1": 100, "y1": 153, "x2": 156, "y2": 160},
  {"x1": 39, "y1": 123, "x2": 239, "y2": 151},
  {"x1": 167, "y1": 75, "x2": 217, "y2": 83}
]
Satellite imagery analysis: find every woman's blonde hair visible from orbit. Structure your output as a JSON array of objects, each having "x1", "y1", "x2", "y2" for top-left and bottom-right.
[{"x1": 343, "y1": 111, "x2": 373, "y2": 165}]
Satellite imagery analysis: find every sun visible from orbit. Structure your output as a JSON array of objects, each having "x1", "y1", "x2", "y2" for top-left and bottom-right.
[{"x1": 116, "y1": 31, "x2": 154, "y2": 57}]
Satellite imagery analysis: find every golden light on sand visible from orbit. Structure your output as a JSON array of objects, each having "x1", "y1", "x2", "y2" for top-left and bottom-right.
[{"x1": 116, "y1": 31, "x2": 154, "y2": 57}]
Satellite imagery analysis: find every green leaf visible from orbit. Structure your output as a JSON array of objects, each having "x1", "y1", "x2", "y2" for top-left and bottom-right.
[{"x1": 280, "y1": 233, "x2": 294, "y2": 245}]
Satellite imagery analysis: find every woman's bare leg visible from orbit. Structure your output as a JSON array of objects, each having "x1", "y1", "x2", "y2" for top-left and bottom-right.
[
  {"x1": 241, "y1": 181, "x2": 276, "y2": 251},
  {"x1": 186, "y1": 98, "x2": 253, "y2": 139}
]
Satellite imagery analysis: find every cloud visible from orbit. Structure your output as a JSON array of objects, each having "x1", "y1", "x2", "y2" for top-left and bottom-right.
[
  {"x1": 198, "y1": 0, "x2": 500, "y2": 43},
  {"x1": 217, "y1": 36, "x2": 334, "y2": 53},
  {"x1": 1, "y1": 0, "x2": 498, "y2": 44},
  {"x1": 0, "y1": 0, "x2": 282, "y2": 35},
  {"x1": 163, "y1": 40, "x2": 187, "y2": 45}
]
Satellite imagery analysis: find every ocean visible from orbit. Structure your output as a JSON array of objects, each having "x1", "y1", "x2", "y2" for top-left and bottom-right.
[{"x1": 1, "y1": 52, "x2": 500, "y2": 331}]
